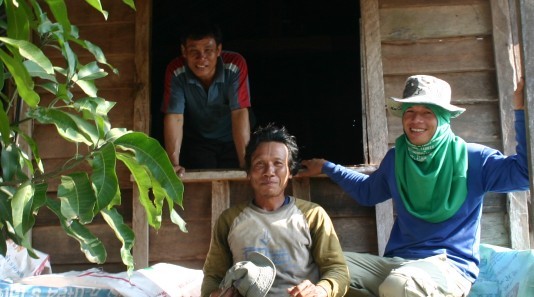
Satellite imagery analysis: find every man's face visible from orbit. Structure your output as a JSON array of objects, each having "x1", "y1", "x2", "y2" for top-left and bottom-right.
[
  {"x1": 249, "y1": 142, "x2": 292, "y2": 201},
  {"x1": 402, "y1": 105, "x2": 438, "y2": 146},
  {"x1": 181, "y1": 36, "x2": 222, "y2": 85}
]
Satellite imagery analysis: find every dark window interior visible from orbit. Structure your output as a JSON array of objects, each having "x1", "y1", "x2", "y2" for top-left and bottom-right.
[{"x1": 151, "y1": 0, "x2": 364, "y2": 165}]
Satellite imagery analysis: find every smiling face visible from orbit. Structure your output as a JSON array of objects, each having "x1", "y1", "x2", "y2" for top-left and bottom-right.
[
  {"x1": 181, "y1": 36, "x2": 222, "y2": 88},
  {"x1": 402, "y1": 105, "x2": 438, "y2": 146},
  {"x1": 249, "y1": 142, "x2": 292, "y2": 206}
]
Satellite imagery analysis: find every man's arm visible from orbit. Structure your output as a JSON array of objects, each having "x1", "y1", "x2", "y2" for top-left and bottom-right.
[
  {"x1": 309, "y1": 207, "x2": 350, "y2": 297},
  {"x1": 231, "y1": 108, "x2": 250, "y2": 169},
  {"x1": 164, "y1": 113, "x2": 185, "y2": 176}
]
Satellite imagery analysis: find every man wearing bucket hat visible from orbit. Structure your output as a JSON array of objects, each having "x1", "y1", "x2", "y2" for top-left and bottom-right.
[
  {"x1": 201, "y1": 124, "x2": 349, "y2": 297},
  {"x1": 299, "y1": 75, "x2": 529, "y2": 297}
]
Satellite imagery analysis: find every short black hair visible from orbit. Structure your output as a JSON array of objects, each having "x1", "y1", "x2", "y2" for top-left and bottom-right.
[
  {"x1": 245, "y1": 123, "x2": 300, "y2": 175},
  {"x1": 180, "y1": 21, "x2": 223, "y2": 45}
]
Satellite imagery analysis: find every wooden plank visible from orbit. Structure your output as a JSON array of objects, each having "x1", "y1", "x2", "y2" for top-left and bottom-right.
[
  {"x1": 182, "y1": 170, "x2": 247, "y2": 182},
  {"x1": 132, "y1": 183, "x2": 149, "y2": 269},
  {"x1": 32, "y1": 224, "x2": 123, "y2": 264},
  {"x1": 382, "y1": 37, "x2": 495, "y2": 75},
  {"x1": 333, "y1": 217, "x2": 378, "y2": 254},
  {"x1": 211, "y1": 181, "x2": 231, "y2": 231},
  {"x1": 380, "y1": 3, "x2": 491, "y2": 40},
  {"x1": 517, "y1": 0, "x2": 534, "y2": 247},
  {"x1": 292, "y1": 177, "x2": 311, "y2": 201},
  {"x1": 491, "y1": 0, "x2": 530, "y2": 249},
  {"x1": 481, "y1": 212, "x2": 510, "y2": 247},
  {"x1": 149, "y1": 220, "x2": 211, "y2": 266},
  {"x1": 361, "y1": 0, "x2": 393, "y2": 256},
  {"x1": 380, "y1": 0, "x2": 487, "y2": 8}
]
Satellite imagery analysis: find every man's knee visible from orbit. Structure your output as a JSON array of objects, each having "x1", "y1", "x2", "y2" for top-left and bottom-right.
[{"x1": 378, "y1": 272, "x2": 433, "y2": 297}]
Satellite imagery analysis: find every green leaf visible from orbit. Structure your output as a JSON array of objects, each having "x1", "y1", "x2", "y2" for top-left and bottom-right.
[
  {"x1": 121, "y1": 0, "x2": 136, "y2": 11},
  {"x1": 23, "y1": 60, "x2": 57, "y2": 82},
  {"x1": 11, "y1": 182, "x2": 34, "y2": 239},
  {"x1": 77, "y1": 61, "x2": 107, "y2": 80},
  {"x1": 58, "y1": 173, "x2": 96, "y2": 224},
  {"x1": 44, "y1": 0, "x2": 72, "y2": 36},
  {"x1": 83, "y1": 0, "x2": 109, "y2": 20},
  {"x1": 70, "y1": 39, "x2": 118, "y2": 75},
  {"x1": 0, "y1": 62, "x2": 5, "y2": 91},
  {"x1": 0, "y1": 49, "x2": 40, "y2": 107},
  {"x1": 74, "y1": 97, "x2": 116, "y2": 116},
  {"x1": 1, "y1": 144, "x2": 29, "y2": 183},
  {"x1": 116, "y1": 152, "x2": 162, "y2": 229},
  {"x1": 0, "y1": 103, "x2": 10, "y2": 144},
  {"x1": 11, "y1": 181, "x2": 39, "y2": 258},
  {"x1": 28, "y1": 107, "x2": 97, "y2": 145},
  {"x1": 0, "y1": 234, "x2": 6, "y2": 257},
  {"x1": 91, "y1": 143, "x2": 118, "y2": 212},
  {"x1": 5, "y1": 0, "x2": 31, "y2": 40},
  {"x1": 168, "y1": 199, "x2": 188, "y2": 233},
  {"x1": 101, "y1": 208, "x2": 134, "y2": 274},
  {"x1": 114, "y1": 132, "x2": 184, "y2": 207},
  {"x1": 0, "y1": 37, "x2": 55, "y2": 74},
  {"x1": 11, "y1": 127, "x2": 43, "y2": 173},
  {"x1": 74, "y1": 78, "x2": 98, "y2": 97},
  {"x1": 47, "y1": 199, "x2": 107, "y2": 264},
  {"x1": 62, "y1": 41, "x2": 77, "y2": 80}
]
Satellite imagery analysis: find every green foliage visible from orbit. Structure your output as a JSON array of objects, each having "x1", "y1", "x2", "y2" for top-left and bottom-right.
[{"x1": 0, "y1": 0, "x2": 185, "y2": 274}]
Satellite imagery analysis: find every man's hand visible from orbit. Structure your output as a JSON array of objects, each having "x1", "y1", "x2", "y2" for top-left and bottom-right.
[
  {"x1": 514, "y1": 77, "x2": 525, "y2": 110},
  {"x1": 172, "y1": 164, "x2": 186, "y2": 177},
  {"x1": 298, "y1": 159, "x2": 327, "y2": 177},
  {"x1": 287, "y1": 280, "x2": 328, "y2": 297}
]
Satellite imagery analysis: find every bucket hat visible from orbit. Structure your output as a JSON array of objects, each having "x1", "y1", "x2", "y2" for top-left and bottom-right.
[
  {"x1": 219, "y1": 252, "x2": 276, "y2": 297},
  {"x1": 387, "y1": 75, "x2": 465, "y2": 118}
]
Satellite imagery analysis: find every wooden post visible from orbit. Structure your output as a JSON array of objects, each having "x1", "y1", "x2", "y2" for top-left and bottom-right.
[
  {"x1": 516, "y1": 0, "x2": 534, "y2": 247},
  {"x1": 360, "y1": 0, "x2": 394, "y2": 256},
  {"x1": 491, "y1": 0, "x2": 530, "y2": 249},
  {"x1": 132, "y1": 0, "x2": 152, "y2": 269},
  {"x1": 211, "y1": 181, "x2": 231, "y2": 230}
]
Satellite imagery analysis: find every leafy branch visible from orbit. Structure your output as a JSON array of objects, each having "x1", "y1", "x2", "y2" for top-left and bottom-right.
[{"x1": 0, "y1": 0, "x2": 185, "y2": 274}]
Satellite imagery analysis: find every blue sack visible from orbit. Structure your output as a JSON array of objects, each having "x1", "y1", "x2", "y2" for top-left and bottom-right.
[{"x1": 469, "y1": 244, "x2": 534, "y2": 297}]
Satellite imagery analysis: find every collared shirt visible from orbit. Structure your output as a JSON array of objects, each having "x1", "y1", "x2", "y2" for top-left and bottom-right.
[{"x1": 162, "y1": 51, "x2": 251, "y2": 141}]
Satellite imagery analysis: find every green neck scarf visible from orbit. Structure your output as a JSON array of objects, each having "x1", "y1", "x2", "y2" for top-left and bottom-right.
[{"x1": 395, "y1": 104, "x2": 468, "y2": 223}]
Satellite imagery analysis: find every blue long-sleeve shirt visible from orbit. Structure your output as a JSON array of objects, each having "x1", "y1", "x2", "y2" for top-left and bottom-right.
[{"x1": 322, "y1": 111, "x2": 529, "y2": 282}]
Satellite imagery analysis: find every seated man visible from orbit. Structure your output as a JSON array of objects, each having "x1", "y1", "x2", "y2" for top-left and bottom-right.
[
  {"x1": 201, "y1": 124, "x2": 349, "y2": 297},
  {"x1": 161, "y1": 21, "x2": 252, "y2": 175}
]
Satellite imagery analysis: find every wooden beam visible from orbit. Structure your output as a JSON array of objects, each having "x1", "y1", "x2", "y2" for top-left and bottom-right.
[
  {"x1": 491, "y1": 0, "x2": 530, "y2": 249},
  {"x1": 132, "y1": 0, "x2": 152, "y2": 269},
  {"x1": 211, "y1": 181, "x2": 231, "y2": 231},
  {"x1": 132, "y1": 184, "x2": 149, "y2": 269},
  {"x1": 517, "y1": 0, "x2": 534, "y2": 247},
  {"x1": 360, "y1": 0, "x2": 393, "y2": 256}
]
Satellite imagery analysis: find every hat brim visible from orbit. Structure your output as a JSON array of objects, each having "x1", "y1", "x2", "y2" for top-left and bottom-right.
[
  {"x1": 387, "y1": 95, "x2": 465, "y2": 118},
  {"x1": 246, "y1": 252, "x2": 276, "y2": 297}
]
